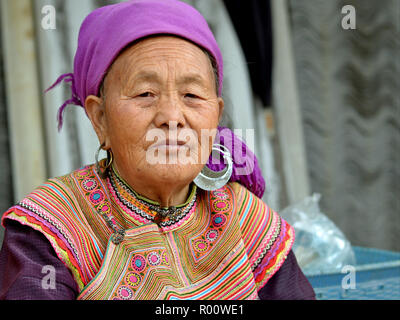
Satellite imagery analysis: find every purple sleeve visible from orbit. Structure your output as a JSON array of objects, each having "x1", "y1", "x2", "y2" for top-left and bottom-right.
[
  {"x1": 0, "y1": 220, "x2": 79, "y2": 300},
  {"x1": 258, "y1": 250, "x2": 316, "y2": 300}
]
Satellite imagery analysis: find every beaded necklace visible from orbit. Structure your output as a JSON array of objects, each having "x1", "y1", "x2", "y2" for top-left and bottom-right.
[{"x1": 101, "y1": 165, "x2": 197, "y2": 244}]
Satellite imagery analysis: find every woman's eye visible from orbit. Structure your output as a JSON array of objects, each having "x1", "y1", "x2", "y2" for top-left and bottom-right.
[
  {"x1": 138, "y1": 92, "x2": 152, "y2": 98},
  {"x1": 185, "y1": 93, "x2": 199, "y2": 99}
]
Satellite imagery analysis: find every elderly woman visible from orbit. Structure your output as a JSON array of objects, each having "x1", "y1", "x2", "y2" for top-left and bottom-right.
[{"x1": 0, "y1": 0, "x2": 314, "y2": 300}]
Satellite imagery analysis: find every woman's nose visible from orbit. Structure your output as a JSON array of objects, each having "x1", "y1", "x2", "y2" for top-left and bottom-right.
[{"x1": 153, "y1": 92, "x2": 186, "y2": 129}]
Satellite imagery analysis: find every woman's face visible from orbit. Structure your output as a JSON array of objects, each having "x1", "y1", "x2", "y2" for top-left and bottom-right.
[{"x1": 87, "y1": 36, "x2": 224, "y2": 190}]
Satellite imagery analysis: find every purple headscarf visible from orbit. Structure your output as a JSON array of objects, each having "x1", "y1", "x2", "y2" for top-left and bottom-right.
[{"x1": 47, "y1": 0, "x2": 265, "y2": 197}]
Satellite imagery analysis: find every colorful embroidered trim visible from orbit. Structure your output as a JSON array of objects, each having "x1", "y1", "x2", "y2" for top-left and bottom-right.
[
  {"x1": 4, "y1": 211, "x2": 85, "y2": 291},
  {"x1": 1, "y1": 164, "x2": 294, "y2": 299},
  {"x1": 107, "y1": 167, "x2": 198, "y2": 231},
  {"x1": 231, "y1": 182, "x2": 295, "y2": 291}
]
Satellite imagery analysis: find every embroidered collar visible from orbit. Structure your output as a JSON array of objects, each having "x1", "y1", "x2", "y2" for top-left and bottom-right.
[{"x1": 107, "y1": 165, "x2": 197, "y2": 229}]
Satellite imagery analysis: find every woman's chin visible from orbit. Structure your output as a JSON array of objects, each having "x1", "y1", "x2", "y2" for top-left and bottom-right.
[{"x1": 149, "y1": 163, "x2": 200, "y2": 184}]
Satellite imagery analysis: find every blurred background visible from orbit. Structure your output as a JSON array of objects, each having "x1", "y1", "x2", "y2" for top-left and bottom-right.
[{"x1": 0, "y1": 0, "x2": 398, "y2": 257}]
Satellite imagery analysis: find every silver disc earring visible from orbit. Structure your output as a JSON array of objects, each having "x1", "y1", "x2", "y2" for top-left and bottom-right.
[{"x1": 194, "y1": 144, "x2": 233, "y2": 191}]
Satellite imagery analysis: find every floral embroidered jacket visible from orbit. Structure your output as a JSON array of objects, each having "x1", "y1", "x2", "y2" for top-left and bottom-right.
[{"x1": 2, "y1": 164, "x2": 295, "y2": 300}]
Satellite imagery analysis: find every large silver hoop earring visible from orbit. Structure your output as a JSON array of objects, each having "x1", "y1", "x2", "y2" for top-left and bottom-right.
[
  {"x1": 95, "y1": 143, "x2": 113, "y2": 179},
  {"x1": 194, "y1": 144, "x2": 233, "y2": 191}
]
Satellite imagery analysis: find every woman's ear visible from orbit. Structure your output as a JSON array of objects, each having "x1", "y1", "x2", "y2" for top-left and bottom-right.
[
  {"x1": 85, "y1": 95, "x2": 109, "y2": 148},
  {"x1": 217, "y1": 97, "x2": 225, "y2": 123}
]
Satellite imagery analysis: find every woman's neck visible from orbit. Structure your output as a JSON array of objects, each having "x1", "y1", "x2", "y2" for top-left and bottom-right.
[{"x1": 111, "y1": 164, "x2": 191, "y2": 208}]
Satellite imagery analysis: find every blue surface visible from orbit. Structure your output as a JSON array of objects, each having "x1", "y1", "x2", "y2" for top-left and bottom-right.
[{"x1": 305, "y1": 246, "x2": 400, "y2": 300}]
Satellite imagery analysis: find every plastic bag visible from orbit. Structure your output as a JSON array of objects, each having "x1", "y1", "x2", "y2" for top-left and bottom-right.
[{"x1": 280, "y1": 193, "x2": 356, "y2": 275}]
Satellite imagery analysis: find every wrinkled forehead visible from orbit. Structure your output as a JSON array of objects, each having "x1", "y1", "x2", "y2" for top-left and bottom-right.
[{"x1": 101, "y1": 35, "x2": 219, "y2": 93}]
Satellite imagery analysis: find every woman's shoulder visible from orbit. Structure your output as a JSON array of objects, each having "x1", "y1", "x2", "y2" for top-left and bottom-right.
[
  {"x1": 227, "y1": 182, "x2": 278, "y2": 220},
  {"x1": 1, "y1": 164, "x2": 102, "y2": 290},
  {"x1": 29, "y1": 163, "x2": 99, "y2": 201},
  {"x1": 1, "y1": 164, "x2": 99, "y2": 227},
  {"x1": 227, "y1": 181, "x2": 294, "y2": 239},
  {"x1": 50, "y1": 163, "x2": 99, "y2": 186},
  {"x1": 226, "y1": 182, "x2": 295, "y2": 288},
  {"x1": 14, "y1": 164, "x2": 98, "y2": 197},
  {"x1": 227, "y1": 181, "x2": 266, "y2": 204}
]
